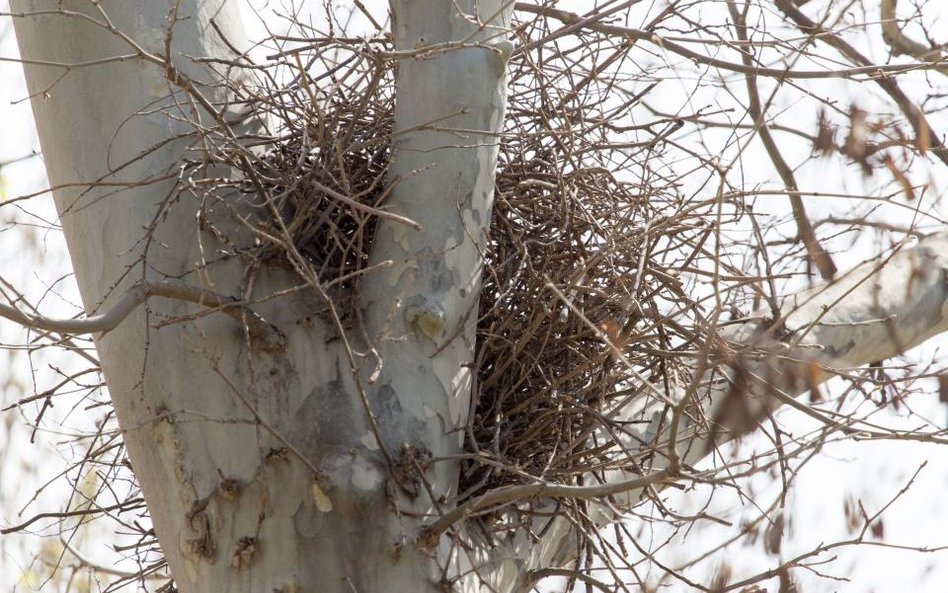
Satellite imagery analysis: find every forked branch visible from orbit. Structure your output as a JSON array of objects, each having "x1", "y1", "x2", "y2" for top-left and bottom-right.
[{"x1": 880, "y1": 0, "x2": 946, "y2": 75}]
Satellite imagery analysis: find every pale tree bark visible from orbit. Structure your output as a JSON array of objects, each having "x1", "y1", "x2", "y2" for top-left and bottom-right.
[
  {"x1": 693, "y1": 229, "x2": 948, "y2": 459},
  {"x1": 626, "y1": 231, "x2": 948, "y2": 478},
  {"x1": 9, "y1": 1, "x2": 948, "y2": 593}
]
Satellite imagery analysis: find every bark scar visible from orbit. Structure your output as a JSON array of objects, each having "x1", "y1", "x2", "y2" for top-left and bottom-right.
[{"x1": 184, "y1": 497, "x2": 216, "y2": 560}]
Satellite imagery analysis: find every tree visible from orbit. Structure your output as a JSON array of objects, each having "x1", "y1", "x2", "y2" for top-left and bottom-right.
[{"x1": 2, "y1": 1, "x2": 946, "y2": 592}]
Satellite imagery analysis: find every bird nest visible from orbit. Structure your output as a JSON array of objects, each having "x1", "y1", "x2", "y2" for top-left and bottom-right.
[{"x1": 222, "y1": 25, "x2": 723, "y2": 505}]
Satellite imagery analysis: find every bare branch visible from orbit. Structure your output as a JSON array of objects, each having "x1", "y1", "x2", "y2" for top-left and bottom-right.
[
  {"x1": 726, "y1": 0, "x2": 836, "y2": 280},
  {"x1": 880, "y1": 0, "x2": 947, "y2": 75},
  {"x1": 773, "y1": 0, "x2": 948, "y2": 166},
  {"x1": 421, "y1": 468, "x2": 676, "y2": 543},
  {"x1": 0, "y1": 281, "x2": 284, "y2": 349},
  {"x1": 514, "y1": 2, "x2": 948, "y2": 80}
]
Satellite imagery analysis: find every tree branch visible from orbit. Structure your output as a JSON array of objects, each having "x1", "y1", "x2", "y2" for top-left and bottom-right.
[
  {"x1": 514, "y1": 2, "x2": 947, "y2": 81},
  {"x1": 699, "y1": 229, "x2": 948, "y2": 454},
  {"x1": 880, "y1": 0, "x2": 946, "y2": 75},
  {"x1": 727, "y1": 0, "x2": 836, "y2": 280},
  {"x1": 773, "y1": 0, "x2": 948, "y2": 166},
  {"x1": 0, "y1": 281, "x2": 284, "y2": 349},
  {"x1": 420, "y1": 468, "x2": 675, "y2": 544}
]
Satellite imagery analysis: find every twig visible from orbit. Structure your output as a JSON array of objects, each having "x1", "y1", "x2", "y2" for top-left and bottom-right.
[{"x1": 419, "y1": 468, "x2": 674, "y2": 543}]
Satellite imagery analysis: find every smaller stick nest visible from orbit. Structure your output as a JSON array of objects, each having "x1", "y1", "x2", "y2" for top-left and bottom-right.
[{"x1": 240, "y1": 61, "x2": 394, "y2": 303}]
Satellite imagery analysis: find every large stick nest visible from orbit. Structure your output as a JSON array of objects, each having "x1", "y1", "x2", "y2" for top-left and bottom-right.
[{"x1": 219, "y1": 22, "x2": 729, "y2": 503}]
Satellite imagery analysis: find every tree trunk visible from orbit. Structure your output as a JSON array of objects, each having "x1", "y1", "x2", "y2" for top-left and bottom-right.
[{"x1": 12, "y1": 1, "x2": 511, "y2": 591}]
